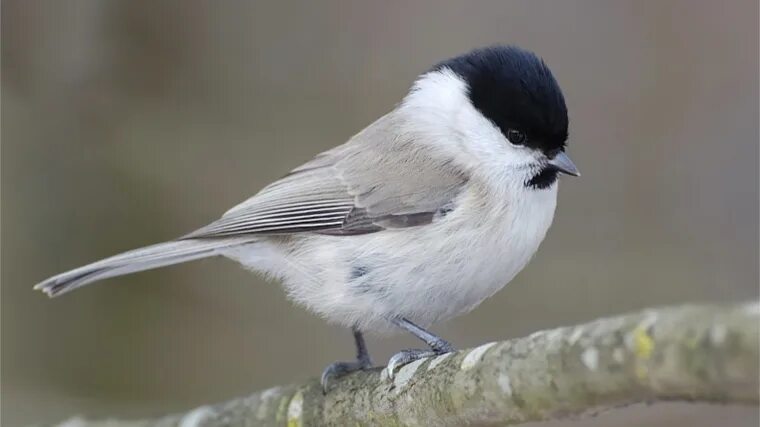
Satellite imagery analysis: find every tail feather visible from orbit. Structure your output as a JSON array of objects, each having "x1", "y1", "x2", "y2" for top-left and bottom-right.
[{"x1": 34, "y1": 238, "x2": 254, "y2": 297}]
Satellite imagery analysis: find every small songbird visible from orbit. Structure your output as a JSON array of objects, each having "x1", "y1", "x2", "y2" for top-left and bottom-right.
[{"x1": 35, "y1": 45, "x2": 579, "y2": 389}]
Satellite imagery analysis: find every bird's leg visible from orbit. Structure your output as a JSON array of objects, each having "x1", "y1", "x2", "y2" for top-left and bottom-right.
[
  {"x1": 321, "y1": 327, "x2": 373, "y2": 392},
  {"x1": 354, "y1": 327, "x2": 373, "y2": 367},
  {"x1": 385, "y1": 318, "x2": 454, "y2": 379},
  {"x1": 394, "y1": 318, "x2": 455, "y2": 352}
]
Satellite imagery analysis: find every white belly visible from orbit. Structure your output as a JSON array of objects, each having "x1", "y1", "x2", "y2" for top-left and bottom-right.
[{"x1": 223, "y1": 183, "x2": 558, "y2": 333}]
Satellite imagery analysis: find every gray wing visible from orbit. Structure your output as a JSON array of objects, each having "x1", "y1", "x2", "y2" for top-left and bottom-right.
[{"x1": 183, "y1": 114, "x2": 468, "y2": 239}]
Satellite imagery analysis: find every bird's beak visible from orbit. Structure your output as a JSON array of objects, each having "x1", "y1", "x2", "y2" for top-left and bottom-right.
[{"x1": 548, "y1": 151, "x2": 580, "y2": 177}]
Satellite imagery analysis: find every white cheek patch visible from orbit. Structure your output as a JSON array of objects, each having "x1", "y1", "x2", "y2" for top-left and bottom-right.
[{"x1": 403, "y1": 69, "x2": 546, "y2": 180}]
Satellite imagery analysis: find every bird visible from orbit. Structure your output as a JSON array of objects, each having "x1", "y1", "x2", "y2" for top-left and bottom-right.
[{"x1": 35, "y1": 45, "x2": 579, "y2": 390}]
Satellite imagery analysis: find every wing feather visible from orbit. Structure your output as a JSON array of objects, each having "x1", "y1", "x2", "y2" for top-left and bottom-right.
[{"x1": 183, "y1": 113, "x2": 468, "y2": 239}]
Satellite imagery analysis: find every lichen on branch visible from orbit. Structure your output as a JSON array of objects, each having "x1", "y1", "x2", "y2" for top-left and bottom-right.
[{"x1": 55, "y1": 303, "x2": 760, "y2": 427}]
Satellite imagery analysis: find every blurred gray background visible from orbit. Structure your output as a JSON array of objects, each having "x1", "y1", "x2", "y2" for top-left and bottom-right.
[{"x1": 2, "y1": 1, "x2": 758, "y2": 426}]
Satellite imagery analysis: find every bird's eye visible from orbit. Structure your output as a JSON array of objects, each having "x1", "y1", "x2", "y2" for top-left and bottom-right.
[{"x1": 506, "y1": 128, "x2": 526, "y2": 145}]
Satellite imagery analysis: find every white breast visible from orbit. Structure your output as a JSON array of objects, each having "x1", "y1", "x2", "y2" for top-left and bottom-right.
[{"x1": 222, "y1": 180, "x2": 558, "y2": 334}]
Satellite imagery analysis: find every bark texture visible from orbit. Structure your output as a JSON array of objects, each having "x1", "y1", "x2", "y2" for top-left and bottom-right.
[{"x1": 54, "y1": 303, "x2": 759, "y2": 427}]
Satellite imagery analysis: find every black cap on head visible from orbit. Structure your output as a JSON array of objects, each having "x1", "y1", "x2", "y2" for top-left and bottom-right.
[{"x1": 432, "y1": 46, "x2": 568, "y2": 155}]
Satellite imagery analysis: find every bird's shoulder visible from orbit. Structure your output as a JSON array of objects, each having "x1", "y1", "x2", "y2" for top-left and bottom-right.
[{"x1": 184, "y1": 113, "x2": 469, "y2": 239}]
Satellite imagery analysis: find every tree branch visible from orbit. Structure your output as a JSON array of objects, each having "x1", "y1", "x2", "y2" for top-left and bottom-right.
[{"x1": 56, "y1": 303, "x2": 759, "y2": 427}]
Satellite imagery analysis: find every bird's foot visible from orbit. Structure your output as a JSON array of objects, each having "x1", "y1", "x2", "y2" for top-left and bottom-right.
[
  {"x1": 385, "y1": 342, "x2": 454, "y2": 380},
  {"x1": 321, "y1": 359, "x2": 372, "y2": 393}
]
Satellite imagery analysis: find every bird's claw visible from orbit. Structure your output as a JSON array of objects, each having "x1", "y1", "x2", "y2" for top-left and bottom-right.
[{"x1": 384, "y1": 349, "x2": 438, "y2": 380}]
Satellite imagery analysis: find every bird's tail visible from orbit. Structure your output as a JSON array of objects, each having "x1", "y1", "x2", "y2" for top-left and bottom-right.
[{"x1": 34, "y1": 238, "x2": 255, "y2": 297}]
